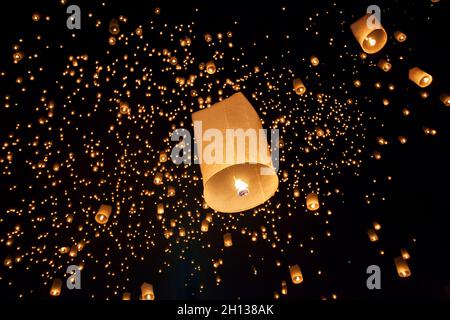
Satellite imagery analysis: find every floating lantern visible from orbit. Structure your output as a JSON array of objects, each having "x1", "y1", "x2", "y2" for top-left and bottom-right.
[
  {"x1": 409, "y1": 67, "x2": 433, "y2": 88},
  {"x1": 440, "y1": 93, "x2": 450, "y2": 106},
  {"x1": 135, "y1": 27, "x2": 143, "y2": 36},
  {"x1": 354, "y1": 79, "x2": 361, "y2": 87},
  {"x1": 153, "y1": 173, "x2": 163, "y2": 185},
  {"x1": 167, "y1": 186, "x2": 176, "y2": 197},
  {"x1": 224, "y1": 233, "x2": 233, "y2": 247},
  {"x1": 109, "y1": 18, "x2": 120, "y2": 35},
  {"x1": 108, "y1": 37, "x2": 116, "y2": 46},
  {"x1": 201, "y1": 220, "x2": 209, "y2": 232},
  {"x1": 206, "y1": 61, "x2": 216, "y2": 75},
  {"x1": 394, "y1": 31, "x2": 407, "y2": 42},
  {"x1": 69, "y1": 244, "x2": 78, "y2": 257},
  {"x1": 281, "y1": 281, "x2": 288, "y2": 295},
  {"x1": 95, "y1": 204, "x2": 112, "y2": 224},
  {"x1": 156, "y1": 203, "x2": 164, "y2": 215},
  {"x1": 122, "y1": 292, "x2": 131, "y2": 300},
  {"x1": 206, "y1": 213, "x2": 213, "y2": 222},
  {"x1": 3, "y1": 255, "x2": 13, "y2": 267},
  {"x1": 179, "y1": 228, "x2": 186, "y2": 237},
  {"x1": 119, "y1": 101, "x2": 130, "y2": 114},
  {"x1": 310, "y1": 56, "x2": 319, "y2": 66},
  {"x1": 306, "y1": 193, "x2": 319, "y2": 211},
  {"x1": 398, "y1": 136, "x2": 407, "y2": 144},
  {"x1": 373, "y1": 221, "x2": 381, "y2": 231},
  {"x1": 400, "y1": 248, "x2": 410, "y2": 260},
  {"x1": 367, "y1": 229, "x2": 379, "y2": 242},
  {"x1": 289, "y1": 264, "x2": 303, "y2": 284},
  {"x1": 378, "y1": 59, "x2": 391, "y2": 72},
  {"x1": 293, "y1": 188, "x2": 300, "y2": 198},
  {"x1": 140, "y1": 282, "x2": 155, "y2": 300},
  {"x1": 293, "y1": 78, "x2": 306, "y2": 95},
  {"x1": 350, "y1": 14, "x2": 387, "y2": 54},
  {"x1": 394, "y1": 256, "x2": 411, "y2": 278},
  {"x1": 159, "y1": 151, "x2": 168, "y2": 163},
  {"x1": 191, "y1": 92, "x2": 279, "y2": 213},
  {"x1": 50, "y1": 278, "x2": 62, "y2": 296}
]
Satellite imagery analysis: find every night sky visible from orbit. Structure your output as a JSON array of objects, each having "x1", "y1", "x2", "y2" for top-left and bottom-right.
[{"x1": 0, "y1": 0, "x2": 449, "y2": 301}]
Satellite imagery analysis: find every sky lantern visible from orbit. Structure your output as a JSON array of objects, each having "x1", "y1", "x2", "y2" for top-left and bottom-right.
[
  {"x1": 191, "y1": 92, "x2": 278, "y2": 213},
  {"x1": 394, "y1": 256, "x2": 411, "y2": 278},
  {"x1": 140, "y1": 282, "x2": 155, "y2": 300},
  {"x1": 50, "y1": 278, "x2": 62, "y2": 296},
  {"x1": 95, "y1": 204, "x2": 112, "y2": 224},
  {"x1": 289, "y1": 264, "x2": 303, "y2": 284},
  {"x1": 350, "y1": 14, "x2": 387, "y2": 54},
  {"x1": 409, "y1": 67, "x2": 433, "y2": 88},
  {"x1": 306, "y1": 193, "x2": 319, "y2": 211}
]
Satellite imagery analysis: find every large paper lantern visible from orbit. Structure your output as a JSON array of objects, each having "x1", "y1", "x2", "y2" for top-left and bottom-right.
[
  {"x1": 409, "y1": 67, "x2": 433, "y2": 88},
  {"x1": 95, "y1": 204, "x2": 112, "y2": 224},
  {"x1": 224, "y1": 233, "x2": 233, "y2": 247},
  {"x1": 367, "y1": 229, "x2": 379, "y2": 242},
  {"x1": 50, "y1": 278, "x2": 62, "y2": 296},
  {"x1": 140, "y1": 282, "x2": 155, "y2": 300},
  {"x1": 394, "y1": 256, "x2": 411, "y2": 278},
  {"x1": 350, "y1": 14, "x2": 387, "y2": 54},
  {"x1": 440, "y1": 93, "x2": 450, "y2": 106},
  {"x1": 306, "y1": 193, "x2": 319, "y2": 211},
  {"x1": 289, "y1": 264, "x2": 303, "y2": 284},
  {"x1": 293, "y1": 78, "x2": 306, "y2": 95},
  {"x1": 192, "y1": 92, "x2": 278, "y2": 213}
]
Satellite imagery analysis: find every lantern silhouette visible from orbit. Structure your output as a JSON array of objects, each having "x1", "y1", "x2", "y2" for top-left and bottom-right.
[
  {"x1": 440, "y1": 93, "x2": 450, "y2": 106},
  {"x1": 378, "y1": 59, "x2": 391, "y2": 72},
  {"x1": 394, "y1": 256, "x2": 411, "y2": 278},
  {"x1": 191, "y1": 92, "x2": 278, "y2": 213},
  {"x1": 306, "y1": 193, "x2": 319, "y2": 211},
  {"x1": 367, "y1": 229, "x2": 378, "y2": 242},
  {"x1": 293, "y1": 78, "x2": 306, "y2": 95},
  {"x1": 394, "y1": 31, "x2": 407, "y2": 42},
  {"x1": 50, "y1": 278, "x2": 62, "y2": 296},
  {"x1": 140, "y1": 282, "x2": 155, "y2": 300},
  {"x1": 224, "y1": 233, "x2": 233, "y2": 247},
  {"x1": 289, "y1": 264, "x2": 303, "y2": 284},
  {"x1": 95, "y1": 204, "x2": 112, "y2": 224},
  {"x1": 350, "y1": 14, "x2": 387, "y2": 54},
  {"x1": 409, "y1": 67, "x2": 433, "y2": 88}
]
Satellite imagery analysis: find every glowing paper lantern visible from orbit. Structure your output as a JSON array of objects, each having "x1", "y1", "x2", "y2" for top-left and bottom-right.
[
  {"x1": 156, "y1": 203, "x2": 164, "y2": 215},
  {"x1": 367, "y1": 229, "x2": 379, "y2": 242},
  {"x1": 191, "y1": 92, "x2": 279, "y2": 213},
  {"x1": 289, "y1": 264, "x2": 303, "y2": 284},
  {"x1": 3, "y1": 255, "x2": 13, "y2": 267},
  {"x1": 50, "y1": 278, "x2": 62, "y2": 296},
  {"x1": 306, "y1": 193, "x2": 319, "y2": 211},
  {"x1": 281, "y1": 281, "x2": 288, "y2": 295},
  {"x1": 310, "y1": 56, "x2": 319, "y2": 66},
  {"x1": 440, "y1": 93, "x2": 450, "y2": 106},
  {"x1": 159, "y1": 151, "x2": 168, "y2": 163},
  {"x1": 201, "y1": 219, "x2": 209, "y2": 232},
  {"x1": 122, "y1": 292, "x2": 131, "y2": 300},
  {"x1": 394, "y1": 31, "x2": 407, "y2": 42},
  {"x1": 224, "y1": 232, "x2": 233, "y2": 247},
  {"x1": 400, "y1": 248, "x2": 410, "y2": 260},
  {"x1": 409, "y1": 67, "x2": 433, "y2": 88},
  {"x1": 293, "y1": 78, "x2": 306, "y2": 95},
  {"x1": 350, "y1": 14, "x2": 387, "y2": 54},
  {"x1": 206, "y1": 61, "x2": 216, "y2": 74},
  {"x1": 95, "y1": 204, "x2": 112, "y2": 224},
  {"x1": 153, "y1": 173, "x2": 163, "y2": 185},
  {"x1": 140, "y1": 282, "x2": 155, "y2": 300},
  {"x1": 109, "y1": 18, "x2": 120, "y2": 35},
  {"x1": 394, "y1": 256, "x2": 411, "y2": 278},
  {"x1": 377, "y1": 59, "x2": 391, "y2": 72}
]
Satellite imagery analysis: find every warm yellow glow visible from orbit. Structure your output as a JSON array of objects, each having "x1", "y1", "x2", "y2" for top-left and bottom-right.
[{"x1": 234, "y1": 179, "x2": 249, "y2": 197}]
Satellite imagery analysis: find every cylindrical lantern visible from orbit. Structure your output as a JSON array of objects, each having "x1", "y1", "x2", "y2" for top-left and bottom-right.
[
  {"x1": 394, "y1": 31, "x2": 407, "y2": 42},
  {"x1": 50, "y1": 278, "x2": 62, "y2": 296},
  {"x1": 95, "y1": 204, "x2": 112, "y2": 224},
  {"x1": 201, "y1": 219, "x2": 209, "y2": 232},
  {"x1": 367, "y1": 229, "x2": 378, "y2": 242},
  {"x1": 191, "y1": 92, "x2": 279, "y2": 213},
  {"x1": 179, "y1": 227, "x2": 186, "y2": 237},
  {"x1": 156, "y1": 203, "x2": 164, "y2": 215},
  {"x1": 409, "y1": 67, "x2": 433, "y2": 88},
  {"x1": 293, "y1": 188, "x2": 300, "y2": 198},
  {"x1": 400, "y1": 248, "x2": 410, "y2": 260},
  {"x1": 206, "y1": 61, "x2": 216, "y2": 75},
  {"x1": 167, "y1": 186, "x2": 176, "y2": 197},
  {"x1": 377, "y1": 59, "x2": 391, "y2": 72},
  {"x1": 224, "y1": 232, "x2": 233, "y2": 247},
  {"x1": 289, "y1": 264, "x2": 303, "y2": 284},
  {"x1": 153, "y1": 173, "x2": 163, "y2": 185},
  {"x1": 306, "y1": 193, "x2": 319, "y2": 211},
  {"x1": 140, "y1": 282, "x2": 155, "y2": 300},
  {"x1": 394, "y1": 256, "x2": 411, "y2": 278},
  {"x1": 350, "y1": 14, "x2": 387, "y2": 54},
  {"x1": 373, "y1": 221, "x2": 381, "y2": 230},
  {"x1": 293, "y1": 78, "x2": 306, "y2": 95},
  {"x1": 310, "y1": 56, "x2": 319, "y2": 66},
  {"x1": 281, "y1": 280, "x2": 288, "y2": 295},
  {"x1": 159, "y1": 151, "x2": 168, "y2": 163},
  {"x1": 440, "y1": 93, "x2": 450, "y2": 106},
  {"x1": 122, "y1": 292, "x2": 131, "y2": 300},
  {"x1": 109, "y1": 18, "x2": 120, "y2": 35}
]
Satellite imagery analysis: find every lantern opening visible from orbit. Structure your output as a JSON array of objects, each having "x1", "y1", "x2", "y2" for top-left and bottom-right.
[{"x1": 235, "y1": 179, "x2": 249, "y2": 197}]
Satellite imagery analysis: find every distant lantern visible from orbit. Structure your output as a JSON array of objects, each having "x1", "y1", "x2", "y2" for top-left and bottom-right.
[
  {"x1": 367, "y1": 229, "x2": 379, "y2": 242},
  {"x1": 306, "y1": 193, "x2": 319, "y2": 211},
  {"x1": 409, "y1": 67, "x2": 433, "y2": 88},
  {"x1": 378, "y1": 59, "x2": 391, "y2": 72},
  {"x1": 400, "y1": 248, "x2": 410, "y2": 260},
  {"x1": 108, "y1": 37, "x2": 116, "y2": 46},
  {"x1": 140, "y1": 282, "x2": 155, "y2": 300},
  {"x1": 95, "y1": 204, "x2": 112, "y2": 224},
  {"x1": 153, "y1": 173, "x2": 163, "y2": 185},
  {"x1": 159, "y1": 151, "x2": 168, "y2": 163},
  {"x1": 179, "y1": 228, "x2": 186, "y2": 237},
  {"x1": 394, "y1": 31, "x2": 407, "y2": 42},
  {"x1": 109, "y1": 18, "x2": 120, "y2": 35},
  {"x1": 50, "y1": 278, "x2": 62, "y2": 296},
  {"x1": 293, "y1": 78, "x2": 306, "y2": 95},
  {"x1": 398, "y1": 136, "x2": 407, "y2": 144},
  {"x1": 135, "y1": 27, "x2": 143, "y2": 36},
  {"x1": 394, "y1": 256, "x2": 411, "y2": 278},
  {"x1": 224, "y1": 233, "x2": 233, "y2": 247},
  {"x1": 350, "y1": 14, "x2": 387, "y2": 54},
  {"x1": 354, "y1": 79, "x2": 361, "y2": 87},
  {"x1": 3, "y1": 255, "x2": 13, "y2": 267},
  {"x1": 373, "y1": 221, "x2": 381, "y2": 231},
  {"x1": 191, "y1": 92, "x2": 279, "y2": 213},
  {"x1": 119, "y1": 101, "x2": 130, "y2": 114},
  {"x1": 122, "y1": 292, "x2": 131, "y2": 300},
  {"x1": 289, "y1": 264, "x2": 303, "y2": 284},
  {"x1": 293, "y1": 188, "x2": 300, "y2": 198},
  {"x1": 201, "y1": 219, "x2": 209, "y2": 232},
  {"x1": 310, "y1": 56, "x2": 319, "y2": 66},
  {"x1": 206, "y1": 61, "x2": 216, "y2": 74},
  {"x1": 167, "y1": 186, "x2": 176, "y2": 197},
  {"x1": 440, "y1": 93, "x2": 450, "y2": 106},
  {"x1": 69, "y1": 244, "x2": 78, "y2": 257},
  {"x1": 156, "y1": 203, "x2": 164, "y2": 215},
  {"x1": 281, "y1": 281, "x2": 288, "y2": 295}
]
